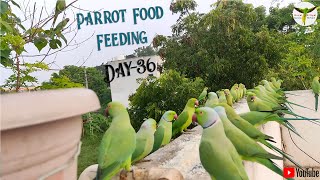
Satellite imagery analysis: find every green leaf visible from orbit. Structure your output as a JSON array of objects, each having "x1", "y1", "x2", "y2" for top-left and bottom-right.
[
  {"x1": 0, "y1": 56, "x2": 13, "y2": 67},
  {"x1": 0, "y1": 1, "x2": 9, "y2": 14},
  {"x1": 34, "y1": 37, "x2": 47, "y2": 52},
  {"x1": 0, "y1": 49, "x2": 11, "y2": 58},
  {"x1": 56, "y1": 39, "x2": 62, "y2": 47},
  {"x1": 60, "y1": 34, "x2": 67, "y2": 44},
  {"x1": 0, "y1": 19, "x2": 13, "y2": 32},
  {"x1": 49, "y1": 39, "x2": 58, "y2": 49},
  {"x1": 10, "y1": 0, "x2": 20, "y2": 9},
  {"x1": 49, "y1": 39, "x2": 62, "y2": 49}
]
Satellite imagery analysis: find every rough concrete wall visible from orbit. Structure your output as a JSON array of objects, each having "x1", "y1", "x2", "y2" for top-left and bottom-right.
[
  {"x1": 135, "y1": 98, "x2": 284, "y2": 180},
  {"x1": 281, "y1": 90, "x2": 320, "y2": 179}
]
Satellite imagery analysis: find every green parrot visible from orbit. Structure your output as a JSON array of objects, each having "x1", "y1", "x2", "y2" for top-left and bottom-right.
[
  {"x1": 217, "y1": 90, "x2": 227, "y2": 104},
  {"x1": 198, "y1": 87, "x2": 208, "y2": 103},
  {"x1": 172, "y1": 98, "x2": 199, "y2": 136},
  {"x1": 224, "y1": 89, "x2": 234, "y2": 107},
  {"x1": 132, "y1": 118, "x2": 157, "y2": 164},
  {"x1": 213, "y1": 106, "x2": 300, "y2": 179},
  {"x1": 260, "y1": 80, "x2": 278, "y2": 93},
  {"x1": 230, "y1": 85, "x2": 238, "y2": 102},
  {"x1": 238, "y1": 83, "x2": 245, "y2": 98},
  {"x1": 193, "y1": 107, "x2": 249, "y2": 180},
  {"x1": 246, "y1": 92, "x2": 285, "y2": 112},
  {"x1": 96, "y1": 102, "x2": 136, "y2": 180},
  {"x1": 239, "y1": 111, "x2": 306, "y2": 138},
  {"x1": 234, "y1": 84, "x2": 241, "y2": 100},
  {"x1": 52, "y1": 0, "x2": 66, "y2": 26},
  {"x1": 312, "y1": 76, "x2": 320, "y2": 111},
  {"x1": 211, "y1": 103, "x2": 274, "y2": 143},
  {"x1": 152, "y1": 111, "x2": 178, "y2": 153},
  {"x1": 271, "y1": 77, "x2": 282, "y2": 89},
  {"x1": 205, "y1": 92, "x2": 219, "y2": 107},
  {"x1": 294, "y1": 6, "x2": 317, "y2": 25}
]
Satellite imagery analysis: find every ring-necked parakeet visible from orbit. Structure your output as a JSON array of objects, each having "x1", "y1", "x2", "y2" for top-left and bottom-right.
[
  {"x1": 211, "y1": 103, "x2": 274, "y2": 143},
  {"x1": 96, "y1": 102, "x2": 136, "y2": 180},
  {"x1": 152, "y1": 111, "x2": 177, "y2": 153},
  {"x1": 53, "y1": 0, "x2": 66, "y2": 26},
  {"x1": 193, "y1": 107, "x2": 249, "y2": 180},
  {"x1": 224, "y1": 89, "x2": 234, "y2": 106},
  {"x1": 239, "y1": 83, "x2": 246, "y2": 98},
  {"x1": 246, "y1": 92, "x2": 285, "y2": 112},
  {"x1": 239, "y1": 111, "x2": 310, "y2": 138},
  {"x1": 132, "y1": 118, "x2": 157, "y2": 163},
  {"x1": 172, "y1": 98, "x2": 199, "y2": 136},
  {"x1": 230, "y1": 85, "x2": 238, "y2": 102},
  {"x1": 271, "y1": 77, "x2": 282, "y2": 89},
  {"x1": 198, "y1": 87, "x2": 208, "y2": 103},
  {"x1": 212, "y1": 106, "x2": 299, "y2": 178},
  {"x1": 217, "y1": 90, "x2": 227, "y2": 104},
  {"x1": 205, "y1": 92, "x2": 219, "y2": 108},
  {"x1": 312, "y1": 76, "x2": 320, "y2": 111}
]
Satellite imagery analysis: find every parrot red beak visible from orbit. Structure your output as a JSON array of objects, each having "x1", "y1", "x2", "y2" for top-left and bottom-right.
[
  {"x1": 174, "y1": 114, "x2": 178, "y2": 120},
  {"x1": 192, "y1": 114, "x2": 197, "y2": 123},
  {"x1": 105, "y1": 108, "x2": 109, "y2": 117},
  {"x1": 195, "y1": 100, "x2": 199, "y2": 107}
]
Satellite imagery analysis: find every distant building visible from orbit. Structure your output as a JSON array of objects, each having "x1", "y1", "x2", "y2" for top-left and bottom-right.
[
  {"x1": 1, "y1": 87, "x2": 38, "y2": 93},
  {"x1": 103, "y1": 55, "x2": 162, "y2": 107}
]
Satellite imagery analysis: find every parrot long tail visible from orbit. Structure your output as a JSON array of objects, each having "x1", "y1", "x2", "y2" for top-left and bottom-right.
[
  {"x1": 261, "y1": 139, "x2": 303, "y2": 169},
  {"x1": 315, "y1": 93, "x2": 319, "y2": 111},
  {"x1": 285, "y1": 92, "x2": 301, "y2": 96},
  {"x1": 253, "y1": 158, "x2": 292, "y2": 179},
  {"x1": 285, "y1": 100, "x2": 314, "y2": 111},
  {"x1": 288, "y1": 130, "x2": 320, "y2": 165}
]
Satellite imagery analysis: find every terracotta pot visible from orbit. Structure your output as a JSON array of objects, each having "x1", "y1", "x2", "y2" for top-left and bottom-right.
[{"x1": 1, "y1": 88, "x2": 100, "y2": 180}]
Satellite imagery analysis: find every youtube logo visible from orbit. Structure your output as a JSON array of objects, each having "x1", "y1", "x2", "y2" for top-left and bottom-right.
[{"x1": 284, "y1": 167, "x2": 295, "y2": 178}]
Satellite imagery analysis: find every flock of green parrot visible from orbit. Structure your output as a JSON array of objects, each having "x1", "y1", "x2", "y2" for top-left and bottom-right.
[{"x1": 95, "y1": 76, "x2": 320, "y2": 180}]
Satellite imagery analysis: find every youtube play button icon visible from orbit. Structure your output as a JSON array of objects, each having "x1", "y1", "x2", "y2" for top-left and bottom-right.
[{"x1": 284, "y1": 167, "x2": 295, "y2": 178}]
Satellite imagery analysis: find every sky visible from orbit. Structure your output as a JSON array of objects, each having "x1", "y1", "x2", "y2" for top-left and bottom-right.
[{"x1": 0, "y1": 0, "x2": 300, "y2": 85}]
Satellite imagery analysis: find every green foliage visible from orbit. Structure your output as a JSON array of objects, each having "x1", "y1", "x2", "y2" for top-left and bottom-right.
[
  {"x1": 134, "y1": 45, "x2": 157, "y2": 57},
  {"x1": 41, "y1": 74, "x2": 83, "y2": 89},
  {"x1": 82, "y1": 113, "x2": 111, "y2": 136},
  {"x1": 128, "y1": 70, "x2": 205, "y2": 130},
  {"x1": 0, "y1": 0, "x2": 72, "y2": 91},
  {"x1": 56, "y1": 65, "x2": 112, "y2": 106},
  {"x1": 154, "y1": 1, "x2": 284, "y2": 91}
]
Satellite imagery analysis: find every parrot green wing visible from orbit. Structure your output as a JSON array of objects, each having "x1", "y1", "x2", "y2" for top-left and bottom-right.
[
  {"x1": 132, "y1": 135, "x2": 147, "y2": 163},
  {"x1": 172, "y1": 110, "x2": 189, "y2": 135},
  {"x1": 231, "y1": 116, "x2": 273, "y2": 140},
  {"x1": 199, "y1": 140, "x2": 246, "y2": 180},
  {"x1": 152, "y1": 125, "x2": 165, "y2": 152},
  {"x1": 198, "y1": 91, "x2": 207, "y2": 101},
  {"x1": 97, "y1": 124, "x2": 136, "y2": 179}
]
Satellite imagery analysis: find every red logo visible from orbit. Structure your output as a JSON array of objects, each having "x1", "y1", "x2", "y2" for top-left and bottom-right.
[{"x1": 284, "y1": 167, "x2": 295, "y2": 178}]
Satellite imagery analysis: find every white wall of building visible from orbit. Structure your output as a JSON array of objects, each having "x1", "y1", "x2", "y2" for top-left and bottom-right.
[{"x1": 105, "y1": 55, "x2": 162, "y2": 107}]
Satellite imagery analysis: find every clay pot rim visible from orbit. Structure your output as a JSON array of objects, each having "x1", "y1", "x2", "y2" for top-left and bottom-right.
[{"x1": 1, "y1": 88, "x2": 101, "y2": 131}]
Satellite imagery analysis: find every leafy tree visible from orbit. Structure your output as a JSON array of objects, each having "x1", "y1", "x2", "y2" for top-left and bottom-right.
[
  {"x1": 44, "y1": 65, "x2": 112, "y2": 107},
  {"x1": 41, "y1": 74, "x2": 83, "y2": 89},
  {"x1": 128, "y1": 70, "x2": 205, "y2": 130},
  {"x1": 154, "y1": 0, "x2": 284, "y2": 90},
  {"x1": 134, "y1": 45, "x2": 157, "y2": 57},
  {"x1": 0, "y1": 0, "x2": 78, "y2": 92}
]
